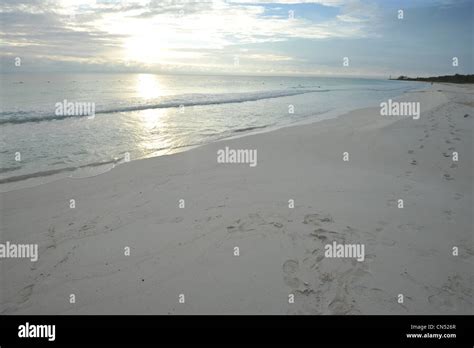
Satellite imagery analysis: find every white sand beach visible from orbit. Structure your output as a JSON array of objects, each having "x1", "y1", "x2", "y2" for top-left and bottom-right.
[{"x1": 0, "y1": 83, "x2": 472, "y2": 315}]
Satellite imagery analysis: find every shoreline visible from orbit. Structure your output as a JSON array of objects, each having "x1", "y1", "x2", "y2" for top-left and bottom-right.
[
  {"x1": 0, "y1": 83, "x2": 472, "y2": 315},
  {"x1": 0, "y1": 82, "x2": 430, "y2": 193}
]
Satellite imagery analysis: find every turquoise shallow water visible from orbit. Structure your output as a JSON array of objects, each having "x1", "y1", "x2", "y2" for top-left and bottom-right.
[{"x1": 0, "y1": 73, "x2": 424, "y2": 186}]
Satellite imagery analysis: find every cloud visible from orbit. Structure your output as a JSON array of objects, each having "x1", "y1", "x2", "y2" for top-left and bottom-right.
[{"x1": 0, "y1": 0, "x2": 384, "y2": 74}]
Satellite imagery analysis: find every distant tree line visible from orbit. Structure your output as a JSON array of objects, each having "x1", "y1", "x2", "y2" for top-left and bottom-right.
[{"x1": 390, "y1": 74, "x2": 474, "y2": 84}]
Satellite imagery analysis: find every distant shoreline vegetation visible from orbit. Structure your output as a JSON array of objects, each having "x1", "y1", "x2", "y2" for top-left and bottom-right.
[{"x1": 390, "y1": 74, "x2": 474, "y2": 84}]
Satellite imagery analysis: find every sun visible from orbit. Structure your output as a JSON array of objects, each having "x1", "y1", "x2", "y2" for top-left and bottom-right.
[{"x1": 123, "y1": 34, "x2": 169, "y2": 65}]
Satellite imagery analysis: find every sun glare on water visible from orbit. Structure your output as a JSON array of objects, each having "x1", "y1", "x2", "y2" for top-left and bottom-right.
[{"x1": 135, "y1": 73, "x2": 163, "y2": 99}]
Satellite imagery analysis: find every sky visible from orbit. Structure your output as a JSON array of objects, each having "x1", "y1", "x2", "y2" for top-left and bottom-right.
[{"x1": 0, "y1": 0, "x2": 472, "y2": 77}]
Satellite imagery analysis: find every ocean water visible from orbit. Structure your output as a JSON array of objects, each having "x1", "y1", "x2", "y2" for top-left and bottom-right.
[{"x1": 0, "y1": 73, "x2": 424, "y2": 189}]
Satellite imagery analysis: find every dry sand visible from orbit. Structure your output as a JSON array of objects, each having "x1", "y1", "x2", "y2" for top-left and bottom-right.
[{"x1": 0, "y1": 83, "x2": 472, "y2": 314}]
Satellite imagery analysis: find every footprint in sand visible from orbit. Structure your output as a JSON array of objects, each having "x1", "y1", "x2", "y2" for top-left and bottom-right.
[
  {"x1": 303, "y1": 214, "x2": 320, "y2": 225},
  {"x1": 283, "y1": 259, "x2": 299, "y2": 274},
  {"x1": 457, "y1": 240, "x2": 474, "y2": 260},
  {"x1": 443, "y1": 173, "x2": 454, "y2": 181},
  {"x1": 284, "y1": 276, "x2": 301, "y2": 288},
  {"x1": 408, "y1": 150, "x2": 414, "y2": 154},
  {"x1": 428, "y1": 293, "x2": 455, "y2": 312},
  {"x1": 310, "y1": 231, "x2": 328, "y2": 242},
  {"x1": 410, "y1": 159, "x2": 417, "y2": 165},
  {"x1": 17, "y1": 284, "x2": 34, "y2": 304},
  {"x1": 443, "y1": 210, "x2": 454, "y2": 221},
  {"x1": 303, "y1": 213, "x2": 334, "y2": 225},
  {"x1": 427, "y1": 275, "x2": 472, "y2": 313},
  {"x1": 310, "y1": 228, "x2": 341, "y2": 240},
  {"x1": 454, "y1": 193, "x2": 463, "y2": 200},
  {"x1": 343, "y1": 225, "x2": 358, "y2": 235},
  {"x1": 226, "y1": 214, "x2": 266, "y2": 232},
  {"x1": 328, "y1": 298, "x2": 355, "y2": 315}
]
